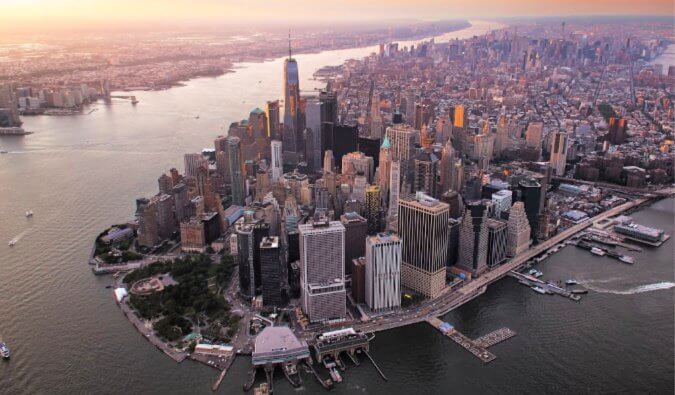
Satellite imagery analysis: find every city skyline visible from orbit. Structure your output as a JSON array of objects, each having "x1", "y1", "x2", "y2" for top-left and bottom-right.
[{"x1": 0, "y1": 6, "x2": 673, "y2": 394}]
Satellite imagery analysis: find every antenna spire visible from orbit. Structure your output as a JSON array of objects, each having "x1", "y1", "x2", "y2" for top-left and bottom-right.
[{"x1": 288, "y1": 30, "x2": 292, "y2": 59}]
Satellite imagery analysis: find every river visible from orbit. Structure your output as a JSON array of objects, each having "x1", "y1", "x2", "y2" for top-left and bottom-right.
[{"x1": 1, "y1": 20, "x2": 673, "y2": 394}]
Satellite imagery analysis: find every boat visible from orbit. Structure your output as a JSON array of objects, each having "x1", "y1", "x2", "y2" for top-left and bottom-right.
[
  {"x1": 0, "y1": 150, "x2": 7, "y2": 154},
  {"x1": 590, "y1": 247, "x2": 606, "y2": 256},
  {"x1": 619, "y1": 255, "x2": 635, "y2": 264},
  {"x1": 25, "y1": 210, "x2": 33, "y2": 217},
  {"x1": 532, "y1": 286, "x2": 547, "y2": 295},
  {"x1": 8, "y1": 239, "x2": 16, "y2": 247},
  {"x1": 571, "y1": 289, "x2": 589, "y2": 294},
  {"x1": 0, "y1": 341, "x2": 10, "y2": 359},
  {"x1": 194, "y1": 115, "x2": 200, "y2": 119},
  {"x1": 565, "y1": 279, "x2": 578, "y2": 286}
]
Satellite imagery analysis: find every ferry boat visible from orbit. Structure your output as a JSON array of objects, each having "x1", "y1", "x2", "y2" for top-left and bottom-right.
[
  {"x1": 0, "y1": 341, "x2": 10, "y2": 359},
  {"x1": 590, "y1": 247, "x2": 606, "y2": 256},
  {"x1": 565, "y1": 279, "x2": 579, "y2": 286},
  {"x1": 532, "y1": 286, "x2": 547, "y2": 295}
]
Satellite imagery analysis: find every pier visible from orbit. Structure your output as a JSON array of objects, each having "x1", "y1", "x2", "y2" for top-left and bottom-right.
[
  {"x1": 211, "y1": 355, "x2": 235, "y2": 392},
  {"x1": 361, "y1": 349, "x2": 388, "y2": 381},
  {"x1": 424, "y1": 317, "x2": 518, "y2": 364},
  {"x1": 508, "y1": 271, "x2": 581, "y2": 301}
]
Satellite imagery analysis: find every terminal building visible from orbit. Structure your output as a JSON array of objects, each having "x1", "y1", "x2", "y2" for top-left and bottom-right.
[{"x1": 252, "y1": 326, "x2": 310, "y2": 366}]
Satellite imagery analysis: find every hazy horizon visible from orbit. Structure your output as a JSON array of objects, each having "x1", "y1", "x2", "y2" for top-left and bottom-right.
[{"x1": 0, "y1": 0, "x2": 672, "y2": 35}]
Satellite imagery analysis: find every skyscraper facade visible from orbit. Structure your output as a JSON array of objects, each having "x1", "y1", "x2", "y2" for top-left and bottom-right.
[
  {"x1": 385, "y1": 125, "x2": 416, "y2": 182},
  {"x1": 283, "y1": 48, "x2": 301, "y2": 162},
  {"x1": 227, "y1": 136, "x2": 246, "y2": 206},
  {"x1": 266, "y1": 100, "x2": 281, "y2": 140},
  {"x1": 549, "y1": 130, "x2": 568, "y2": 176},
  {"x1": 260, "y1": 236, "x2": 284, "y2": 307},
  {"x1": 364, "y1": 185, "x2": 381, "y2": 234},
  {"x1": 457, "y1": 203, "x2": 489, "y2": 277},
  {"x1": 398, "y1": 192, "x2": 449, "y2": 298},
  {"x1": 299, "y1": 218, "x2": 347, "y2": 323},
  {"x1": 365, "y1": 233, "x2": 402, "y2": 312},
  {"x1": 507, "y1": 202, "x2": 531, "y2": 257},
  {"x1": 270, "y1": 140, "x2": 283, "y2": 183},
  {"x1": 486, "y1": 218, "x2": 508, "y2": 268}
]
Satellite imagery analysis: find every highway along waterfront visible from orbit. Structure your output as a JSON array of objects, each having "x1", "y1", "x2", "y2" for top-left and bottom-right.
[{"x1": 0, "y1": 21, "x2": 672, "y2": 394}]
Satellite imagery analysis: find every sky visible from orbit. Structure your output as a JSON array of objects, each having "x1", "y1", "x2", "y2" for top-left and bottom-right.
[{"x1": 0, "y1": 0, "x2": 672, "y2": 32}]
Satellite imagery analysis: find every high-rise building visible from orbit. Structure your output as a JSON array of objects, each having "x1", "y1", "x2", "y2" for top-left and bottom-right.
[
  {"x1": 377, "y1": 136, "x2": 392, "y2": 202},
  {"x1": 180, "y1": 218, "x2": 206, "y2": 253},
  {"x1": 453, "y1": 105, "x2": 466, "y2": 128},
  {"x1": 340, "y1": 212, "x2": 368, "y2": 274},
  {"x1": 184, "y1": 153, "x2": 206, "y2": 178},
  {"x1": 270, "y1": 140, "x2": 283, "y2": 183},
  {"x1": 172, "y1": 183, "x2": 188, "y2": 223},
  {"x1": 158, "y1": 173, "x2": 173, "y2": 195},
  {"x1": 385, "y1": 125, "x2": 416, "y2": 182},
  {"x1": 439, "y1": 139, "x2": 456, "y2": 194},
  {"x1": 549, "y1": 130, "x2": 568, "y2": 176},
  {"x1": 323, "y1": 150, "x2": 335, "y2": 174},
  {"x1": 156, "y1": 194, "x2": 175, "y2": 239},
  {"x1": 447, "y1": 218, "x2": 461, "y2": 266},
  {"x1": 235, "y1": 213, "x2": 270, "y2": 300},
  {"x1": 525, "y1": 122, "x2": 544, "y2": 159},
  {"x1": 299, "y1": 217, "x2": 346, "y2": 323},
  {"x1": 260, "y1": 236, "x2": 284, "y2": 307},
  {"x1": 413, "y1": 149, "x2": 440, "y2": 198},
  {"x1": 518, "y1": 179, "x2": 542, "y2": 240},
  {"x1": 364, "y1": 185, "x2": 381, "y2": 234},
  {"x1": 494, "y1": 114, "x2": 510, "y2": 157},
  {"x1": 266, "y1": 100, "x2": 281, "y2": 140},
  {"x1": 388, "y1": 160, "x2": 401, "y2": 218},
  {"x1": 351, "y1": 257, "x2": 366, "y2": 304},
  {"x1": 305, "y1": 97, "x2": 324, "y2": 172},
  {"x1": 606, "y1": 117, "x2": 627, "y2": 145},
  {"x1": 283, "y1": 42, "x2": 302, "y2": 161},
  {"x1": 365, "y1": 233, "x2": 402, "y2": 312},
  {"x1": 319, "y1": 90, "x2": 337, "y2": 125},
  {"x1": 457, "y1": 203, "x2": 489, "y2": 277},
  {"x1": 227, "y1": 136, "x2": 246, "y2": 206},
  {"x1": 507, "y1": 202, "x2": 531, "y2": 257},
  {"x1": 486, "y1": 219, "x2": 508, "y2": 268},
  {"x1": 398, "y1": 192, "x2": 449, "y2": 298},
  {"x1": 491, "y1": 189, "x2": 512, "y2": 218},
  {"x1": 342, "y1": 151, "x2": 375, "y2": 183},
  {"x1": 137, "y1": 199, "x2": 159, "y2": 248}
]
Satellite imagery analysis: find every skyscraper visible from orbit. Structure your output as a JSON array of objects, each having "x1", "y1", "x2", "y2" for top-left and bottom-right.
[
  {"x1": 388, "y1": 160, "x2": 401, "y2": 218},
  {"x1": 340, "y1": 212, "x2": 368, "y2": 273},
  {"x1": 607, "y1": 117, "x2": 627, "y2": 145},
  {"x1": 398, "y1": 192, "x2": 449, "y2": 298},
  {"x1": 518, "y1": 178, "x2": 542, "y2": 240},
  {"x1": 270, "y1": 140, "x2": 283, "y2": 183},
  {"x1": 184, "y1": 153, "x2": 206, "y2": 178},
  {"x1": 227, "y1": 136, "x2": 246, "y2": 206},
  {"x1": 486, "y1": 219, "x2": 508, "y2": 268},
  {"x1": 305, "y1": 97, "x2": 323, "y2": 172},
  {"x1": 439, "y1": 139, "x2": 456, "y2": 194},
  {"x1": 507, "y1": 202, "x2": 531, "y2": 257},
  {"x1": 385, "y1": 125, "x2": 416, "y2": 182},
  {"x1": 299, "y1": 217, "x2": 346, "y2": 323},
  {"x1": 413, "y1": 149, "x2": 440, "y2": 197},
  {"x1": 364, "y1": 185, "x2": 381, "y2": 234},
  {"x1": 525, "y1": 121, "x2": 544, "y2": 159},
  {"x1": 549, "y1": 130, "x2": 568, "y2": 176},
  {"x1": 137, "y1": 198, "x2": 159, "y2": 248},
  {"x1": 260, "y1": 236, "x2": 284, "y2": 307},
  {"x1": 365, "y1": 233, "x2": 402, "y2": 312},
  {"x1": 457, "y1": 203, "x2": 489, "y2": 277},
  {"x1": 265, "y1": 100, "x2": 281, "y2": 140},
  {"x1": 378, "y1": 136, "x2": 392, "y2": 202},
  {"x1": 235, "y1": 213, "x2": 270, "y2": 300},
  {"x1": 283, "y1": 38, "x2": 301, "y2": 162}
]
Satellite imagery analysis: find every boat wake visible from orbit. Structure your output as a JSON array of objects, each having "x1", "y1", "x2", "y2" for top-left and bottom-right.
[
  {"x1": 8, "y1": 230, "x2": 28, "y2": 245},
  {"x1": 583, "y1": 281, "x2": 675, "y2": 295}
]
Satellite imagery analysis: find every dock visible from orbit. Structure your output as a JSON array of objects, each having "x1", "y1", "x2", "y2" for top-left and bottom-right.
[
  {"x1": 425, "y1": 317, "x2": 511, "y2": 363},
  {"x1": 508, "y1": 271, "x2": 581, "y2": 301},
  {"x1": 211, "y1": 355, "x2": 235, "y2": 392},
  {"x1": 361, "y1": 349, "x2": 388, "y2": 381},
  {"x1": 473, "y1": 328, "x2": 517, "y2": 348}
]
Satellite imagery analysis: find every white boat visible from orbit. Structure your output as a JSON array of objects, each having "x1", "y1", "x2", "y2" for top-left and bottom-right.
[
  {"x1": 532, "y1": 286, "x2": 547, "y2": 295},
  {"x1": 25, "y1": 210, "x2": 33, "y2": 217},
  {"x1": 619, "y1": 255, "x2": 635, "y2": 264},
  {"x1": 565, "y1": 279, "x2": 578, "y2": 286},
  {"x1": 8, "y1": 239, "x2": 16, "y2": 247},
  {"x1": 590, "y1": 247, "x2": 606, "y2": 256}
]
